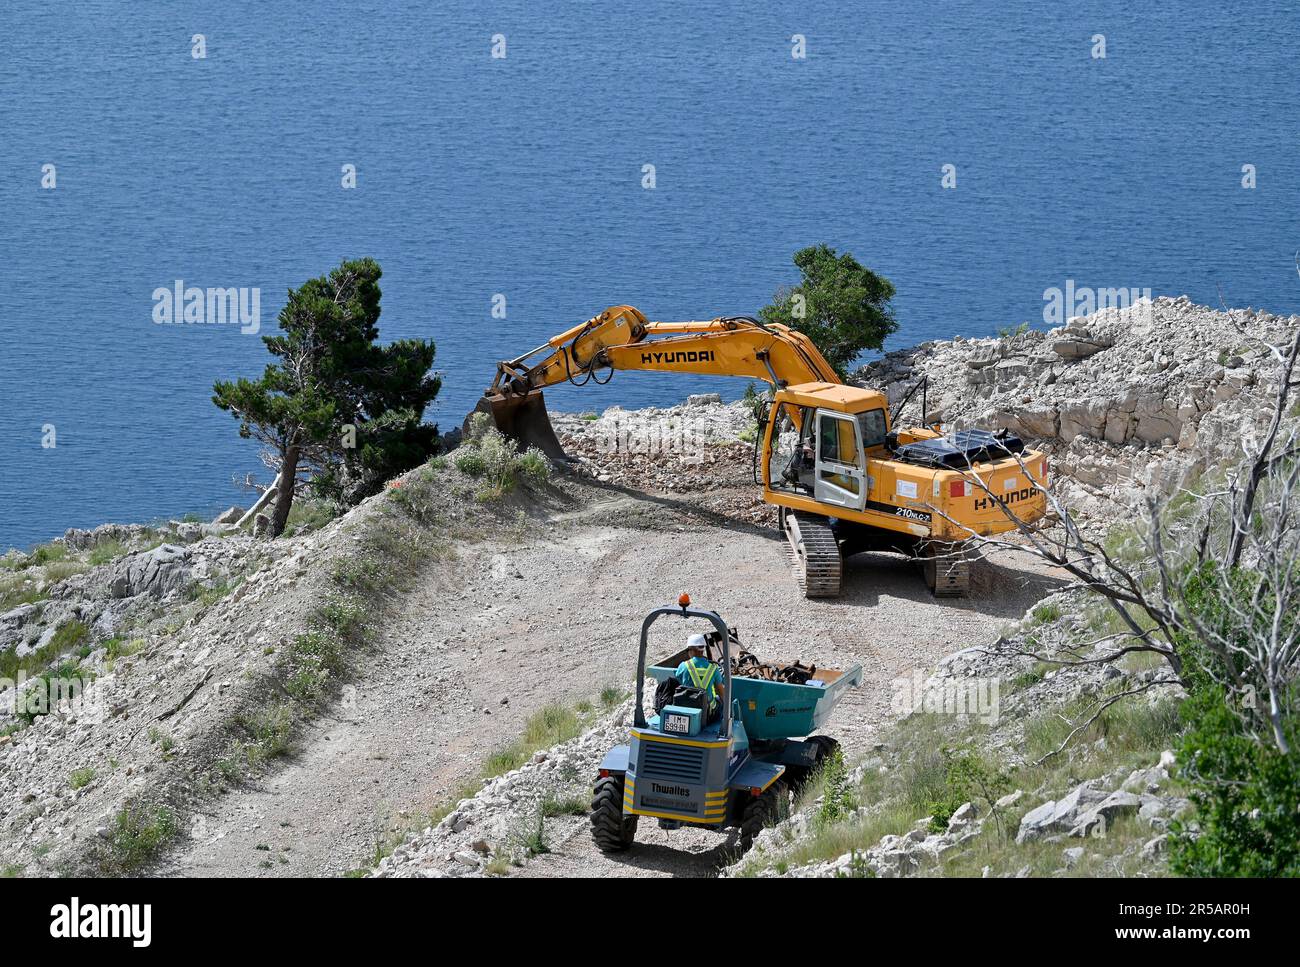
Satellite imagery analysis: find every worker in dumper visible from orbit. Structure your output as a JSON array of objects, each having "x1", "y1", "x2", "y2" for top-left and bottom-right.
[{"x1": 675, "y1": 634, "x2": 723, "y2": 722}]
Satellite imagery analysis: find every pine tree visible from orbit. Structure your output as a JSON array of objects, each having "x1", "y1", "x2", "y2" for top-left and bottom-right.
[
  {"x1": 759, "y1": 245, "x2": 898, "y2": 377},
  {"x1": 212, "y1": 258, "x2": 441, "y2": 535}
]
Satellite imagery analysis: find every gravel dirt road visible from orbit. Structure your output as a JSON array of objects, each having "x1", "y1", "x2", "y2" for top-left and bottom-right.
[{"x1": 165, "y1": 479, "x2": 1063, "y2": 878}]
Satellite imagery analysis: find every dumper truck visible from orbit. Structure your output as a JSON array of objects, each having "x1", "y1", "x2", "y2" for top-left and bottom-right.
[{"x1": 591, "y1": 595, "x2": 862, "y2": 854}]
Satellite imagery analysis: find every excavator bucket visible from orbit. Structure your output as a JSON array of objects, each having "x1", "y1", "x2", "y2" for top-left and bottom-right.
[{"x1": 467, "y1": 390, "x2": 570, "y2": 463}]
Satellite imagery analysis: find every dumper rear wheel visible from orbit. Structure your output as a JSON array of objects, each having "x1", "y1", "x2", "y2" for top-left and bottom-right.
[
  {"x1": 786, "y1": 736, "x2": 841, "y2": 794},
  {"x1": 739, "y1": 781, "x2": 787, "y2": 853},
  {"x1": 591, "y1": 775, "x2": 637, "y2": 852},
  {"x1": 807, "y1": 735, "x2": 840, "y2": 764}
]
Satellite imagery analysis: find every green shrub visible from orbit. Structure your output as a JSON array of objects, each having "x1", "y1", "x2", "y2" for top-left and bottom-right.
[
  {"x1": 1008, "y1": 662, "x2": 1051, "y2": 692},
  {"x1": 515, "y1": 449, "x2": 550, "y2": 486},
  {"x1": 1021, "y1": 691, "x2": 1182, "y2": 769},
  {"x1": 540, "y1": 793, "x2": 588, "y2": 817},
  {"x1": 817, "y1": 748, "x2": 856, "y2": 826},
  {"x1": 27, "y1": 543, "x2": 67, "y2": 568},
  {"x1": 0, "y1": 633, "x2": 63, "y2": 681},
  {"x1": 453, "y1": 422, "x2": 550, "y2": 500},
  {"x1": 0, "y1": 579, "x2": 45, "y2": 613},
  {"x1": 284, "y1": 631, "x2": 345, "y2": 704},
  {"x1": 599, "y1": 686, "x2": 626, "y2": 709},
  {"x1": 105, "y1": 637, "x2": 145, "y2": 664},
  {"x1": 518, "y1": 810, "x2": 550, "y2": 857},
  {"x1": 331, "y1": 556, "x2": 388, "y2": 596},
  {"x1": 102, "y1": 804, "x2": 178, "y2": 871},
  {"x1": 453, "y1": 449, "x2": 487, "y2": 476},
  {"x1": 1030, "y1": 602, "x2": 1061, "y2": 625},
  {"x1": 283, "y1": 499, "x2": 341, "y2": 537},
  {"x1": 43, "y1": 561, "x2": 89, "y2": 583},
  {"x1": 233, "y1": 703, "x2": 295, "y2": 770},
  {"x1": 48, "y1": 620, "x2": 90, "y2": 654},
  {"x1": 15, "y1": 657, "x2": 90, "y2": 727},
  {"x1": 69, "y1": 767, "x2": 96, "y2": 789},
  {"x1": 189, "y1": 579, "x2": 234, "y2": 608},
  {"x1": 147, "y1": 727, "x2": 175, "y2": 752},
  {"x1": 482, "y1": 703, "x2": 584, "y2": 779},
  {"x1": 1168, "y1": 684, "x2": 1300, "y2": 876},
  {"x1": 315, "y1": 595, "x2": 368, "y2": 645},
  {"x1": 1165, "y1": 563, "x2": 1300, "y2": 875},
  {"x1": 922, "y1": 748, "x2": 1010, "y2": 832},
  {"x1": 88, "y1": 540, "x2": 128, "y2": 566}
]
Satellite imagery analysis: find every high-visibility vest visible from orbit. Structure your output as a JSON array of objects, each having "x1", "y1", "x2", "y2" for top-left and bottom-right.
[{"x1": 684, "y1": 659, "x2": 720, "y2": 705}]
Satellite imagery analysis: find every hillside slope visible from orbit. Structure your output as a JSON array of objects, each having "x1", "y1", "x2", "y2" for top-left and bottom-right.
[{"x1": 3, "y1": 298, "x2": 1294, "y2": 879}]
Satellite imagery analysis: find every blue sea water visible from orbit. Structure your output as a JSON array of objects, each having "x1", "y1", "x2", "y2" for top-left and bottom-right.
[{"x1": 2, "y1": 1, "x2": 1298, "y2": 551}]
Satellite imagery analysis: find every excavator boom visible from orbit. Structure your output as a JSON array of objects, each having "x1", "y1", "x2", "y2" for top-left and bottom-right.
[{"x1": 471, "y1": 305, "x2": 852, "y2": 460}]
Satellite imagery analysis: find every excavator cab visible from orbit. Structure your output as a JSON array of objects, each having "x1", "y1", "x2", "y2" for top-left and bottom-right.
[{"x1": 766, "y1": 385, "x2": 885, "y2": 511}]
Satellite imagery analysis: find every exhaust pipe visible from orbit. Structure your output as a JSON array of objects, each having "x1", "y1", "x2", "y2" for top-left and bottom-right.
[{"x1": 465, "y1": 389, "x2": 571, "y2": 463}]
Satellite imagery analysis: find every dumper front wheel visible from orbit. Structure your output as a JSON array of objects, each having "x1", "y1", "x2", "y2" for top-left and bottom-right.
[
  {"x1": 786, "y1": 736, "x2": 841, "y2": 794},
  {"x1": 807, "y1": 735, "x2": 841, "y2": 765},
  {"x1": 591, "y1": 775, "x2": 637, "y2": 853},
  {"x1": 739, "y1": 781, "x2": 787, "y2": 853}
]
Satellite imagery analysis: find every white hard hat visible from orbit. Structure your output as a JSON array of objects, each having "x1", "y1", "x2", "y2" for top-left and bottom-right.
[{"x1": 686, "y1": 634, "x2": 707, "y2": 650}]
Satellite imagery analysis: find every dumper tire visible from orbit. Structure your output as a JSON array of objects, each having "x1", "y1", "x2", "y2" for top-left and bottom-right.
[
  {"x1": 786, "y1": 737, "x2": 841, "y2": 795},
  {"x1": 807, "y1": 735, "x2": 841, "y2": 765},
  {"x1": 590, "y1": 775, "x2": 637, "y2": 853},
  {"x1": 739, "y1": 781, "x2": 787, "y2": 853}
]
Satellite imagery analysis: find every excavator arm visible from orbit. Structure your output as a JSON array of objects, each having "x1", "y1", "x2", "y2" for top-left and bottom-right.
[{"x1": 474, "y1": 304, "x2": 843, "y2": 459}]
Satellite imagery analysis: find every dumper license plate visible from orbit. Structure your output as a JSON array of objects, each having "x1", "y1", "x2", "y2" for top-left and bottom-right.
[{"x1": 664, "y1": 714, "x2": 690, "y2": 734}]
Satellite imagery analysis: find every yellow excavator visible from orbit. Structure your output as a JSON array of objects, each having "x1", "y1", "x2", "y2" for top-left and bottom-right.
[{"x1": 474, "y1": 305, "x2": 1048, "y2": 597}]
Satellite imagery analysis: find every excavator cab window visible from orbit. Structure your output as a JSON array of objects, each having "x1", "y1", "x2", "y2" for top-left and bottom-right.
[
  {"x1": 769, "y1": 403, "x2": 815, "y2": 494},
  {"x1": 819, "y1": 414, "x2": 856, "y2": 464},
  {"x1": 857, "y1": 408, "x2": 888, "y2": 449}
]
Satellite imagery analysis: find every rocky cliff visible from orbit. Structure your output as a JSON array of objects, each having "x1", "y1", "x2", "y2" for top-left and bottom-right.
[{"x1": 859, "y1": 296, "x2": 1296, "y2": 522}]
